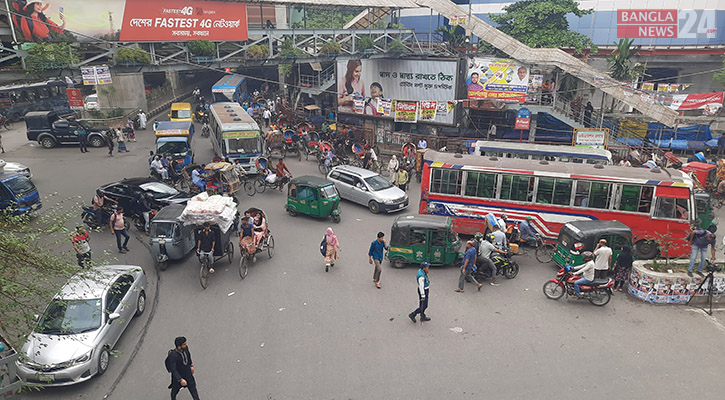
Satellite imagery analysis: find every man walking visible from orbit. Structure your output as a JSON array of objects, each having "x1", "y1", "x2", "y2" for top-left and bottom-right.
[
  {"x1": 368, "y1": 231, "x2": 388, "y2": 289},
  {"x1": 110, "y1": 208, "x2": 130, "y2": 253},
  {"x1": 166, "y1": 336, "x2": 200, "y2": 400},
  {"x1": 397, "y1": 168, "x2": 409, "y2": 191},
  {"x1": 408, "y1": 262, "x2": 431, "y2": 323},
  {"x1": 71, "y1": 226, "x2": 91, "y2": 268},
  {"x1": 263, "y1": 108, "x2": 272, "y2": 127},
  {"x1": 455, "y1": 240, "x2": 482, "y2": 292},
  {"x1": 688, "y1": 225, "x2": 717, "y2": 277},
  {"x1": 593, "y1": 239, "x2": 612, "y2": 279}
]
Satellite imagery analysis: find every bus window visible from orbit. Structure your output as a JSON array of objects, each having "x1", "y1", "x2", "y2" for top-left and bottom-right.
[
  {"x1": 589, "y1": 182, "x2": 611, "y2": 209},
  {"x1": 464, "y1": 171, "x2": 496, "y2": 198},
  {"x1": 553, "y1": 179, "x2": 572, "y2": 205},
  {"x1": 574, "y1": 181, "x2": 591, "y2": 207},
  {"x1": 639, "y1": 186, "x2": 653, "y2": 213},
  {"x1": 536, "y1": 178, "x2": 572, "y2": 205},
  {"x1": 431, "y1": 169, "x2": 462, "y2": 195},
  {"x1": 38, "y1": 87, "x2": 50, "y2": 99},
  {"x1": 536, "y1": 178, "x2": 554, "y2": 204},
  {"x1": 500, "y1": 175, "x2": 533, "y2": 202},
  {"x1": 654, "y1": 198, "x2": 677, "y2": 219}
]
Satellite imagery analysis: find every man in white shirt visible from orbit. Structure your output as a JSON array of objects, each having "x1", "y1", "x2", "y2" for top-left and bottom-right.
[
  {"x1": 491, "y1": 225, "x2": 507, "y2": 251},
  {"x1": 263, "y1": 108, "x2": 272, "y2": 127},
  {"x1": 593, "y1": 239, "x2": 612, "y2": 279},
  {"x1": 572, "y1": 251, "x2": 596, "y2": 297},
  {"x1": 417, "y1": 138, "x2": 427, "y2": 149}
]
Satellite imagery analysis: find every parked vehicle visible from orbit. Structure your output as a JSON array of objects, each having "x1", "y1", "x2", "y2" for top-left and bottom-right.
[
  {"x1": 552, "y1": 221, "x2": 632, "y2": 269},
  {"x1": 80, "y1": 204, "x2": 115, "y2": 229},
  {"x1": 83, "y1": 94, "x2": 100, "y2": 111},
  {"x1": 542, "y1": 265, "x2": 614, "y2": 306},
  {"x1": 387, "y1": 215, "x2": 462, "y2": 269},
  {"x1": 0, "y1": 160, "x2": 41, "y2": 214},
  {"x1": 97, "y1": 178, "x2": 192, "y2": 213},
  {"x1": 1, "y1": 160, "x2": 31, "y2": 178},
  {"x1": 25, "y1": 111, "x2": 107, "y2": 149},
  {"x1": 0, "y1": 329, "x2": 22, "y2": 398},
  {"x1": 326, "y1": 165, "x2": 408, "y2": 214},
  {"x1": 286, "y1": 175, "x2": 341, "y2": 223},
  {"x1": 149, "y1": 205, "x2": 196, "y2": 271},
  {"x1": 472, "y1": 250, "x2": 520, "y2": 280},
  {"x1": 16, "y1": 265, "x2": 147, "y2": 386}
]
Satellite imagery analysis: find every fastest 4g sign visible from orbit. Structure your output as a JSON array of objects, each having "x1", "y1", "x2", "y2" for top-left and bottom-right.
[{"x1": 617, "y1": 9, "x2": 718, "y2": 39}]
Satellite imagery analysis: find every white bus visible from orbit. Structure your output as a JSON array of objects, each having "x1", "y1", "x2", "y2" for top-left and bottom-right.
[
  {"x1": 209, "y1": 102, "x2": 263, "y2": 173},
  {"x1": 473, "y1": 140, "x2": 612, "y2": 165}
]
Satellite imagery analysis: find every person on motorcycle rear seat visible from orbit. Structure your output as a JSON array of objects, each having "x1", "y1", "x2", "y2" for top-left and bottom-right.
[
  {"x1": 519, "y1": 216, "x2": 538, "y2": 246},
  {"x1": 572, "y1": 251, "x2": 596, "y2": 298},
  {"x1": 477, "y1": 233, "x2": 505, "y2": 286},
  {"x1": 491, "y1": 225, "x2": 507, "y2": 251}
]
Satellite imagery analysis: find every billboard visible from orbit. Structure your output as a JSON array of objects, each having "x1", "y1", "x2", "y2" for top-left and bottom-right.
[
  {"x1": 66, "y1": 88, "x2": 83, "y2": 110},
  {"x1": 617, "y1": 9, "x2": 718, "y2": 39},
  {"x1": 336, "y1": 59, "x2": 457, "y2": 125},
  {"x1": 466, "y1": 58, "x2": 529, "y2": 103},
  {"x1": 7, "y1": 0, "x2": 248, "y2": 42}
]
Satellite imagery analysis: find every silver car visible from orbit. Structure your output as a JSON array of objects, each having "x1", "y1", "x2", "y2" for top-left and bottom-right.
[
  {"x1": 326, "y1": 165, "x2": 408, "y2": 214},
  {"x1": 16, "y1": 265, "x2": 147, "y2": 386},
  {"x1": 1, "y1": 160, "x2": 32, "y2": 178}
]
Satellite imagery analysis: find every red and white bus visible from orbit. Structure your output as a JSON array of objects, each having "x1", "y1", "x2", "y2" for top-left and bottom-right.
[{"x1": 419, "y1": 150, "x2": 705, "y2": 259}]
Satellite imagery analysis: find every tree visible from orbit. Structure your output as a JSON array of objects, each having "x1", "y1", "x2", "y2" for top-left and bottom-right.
[
  {"x1": 435, "y1": 25, "x2": 466, "y2": 53},
  {"x1": 488, "y1": 0, "x2": 596, "y2": 53},
  {"x1": 115, "y1": 47, "x2": 150, "y2": 65},
  {"x1": 290, "y1": 7, "x2": 362, "y2": 29},
  {"x1": 607, "y1": 38, "x2": 643, "y2": 82},
  {"x1": 713, "y1": 57, "x2": 725, "y2": 88},
  {"x1": 0, "y1": 197, "x2": 90, "y2": 346},
  {"x1": 187, "y1": 40, "x2": 216, "y2": 57},
  {"x1": 25, "y1": 43, "x2": 79, "y2": 73}
]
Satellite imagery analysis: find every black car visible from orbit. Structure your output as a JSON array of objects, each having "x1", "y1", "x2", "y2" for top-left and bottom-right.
[
  {"x1": 98, "y1": 178, "x2": 192, "y2": 213},
  {"x1": 26, "y1": 111, "x2": 108, "y2": 149}
]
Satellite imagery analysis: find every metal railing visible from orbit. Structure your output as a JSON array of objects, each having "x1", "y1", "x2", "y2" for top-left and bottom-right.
[{"x1": 299, "y1": 65, "x2": 335, "y2": 88}]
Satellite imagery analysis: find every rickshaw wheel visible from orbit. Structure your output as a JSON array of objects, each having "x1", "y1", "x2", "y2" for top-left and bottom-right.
[
  {"x1": 178, "y1": 179, "x2": 191, "y2": 193},
  {"x1": 535, "y1": 244, "x2": 555, "y2": 264},
  {"x1": 332, "y1": 214, "x2": 340, "y2": 223},
  {"x1": 318, "y1": 162, "x2": 327, "y2": 175},
  {"x1": 391, "y1": 260, "x2": 405, "y2": 269},
  {"x1": 239, "y1": 254, "x2": 249, "y2": 279},
  {"x1": 254, "y1": 177, "x2": 266, "y2": 193},
  {"x1": 227, "y1": 242, "x2": 234, "y2": 263},
  {"x1": 244, "y1": 181, "x2": 256, "y2": 196},
  {"x1": 267, "y1": 235, "x2": 275, "y2": 258},
  {"x1": 199, "y1": 259, "x2": 210, "y2": 289}
]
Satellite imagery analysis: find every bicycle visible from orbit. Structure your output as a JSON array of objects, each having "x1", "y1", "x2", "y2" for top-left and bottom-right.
[
  {"x1": 534, "y1": 234, "x2": 556, "y2": 264},
  {"x1": 198, "y1": 250, "x2": 214, "y2": 289}
]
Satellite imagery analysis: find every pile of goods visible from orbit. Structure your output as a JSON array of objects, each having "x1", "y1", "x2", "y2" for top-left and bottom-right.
[{"x1": 178, "y1": 193, "x2": 237, "y2": 233}]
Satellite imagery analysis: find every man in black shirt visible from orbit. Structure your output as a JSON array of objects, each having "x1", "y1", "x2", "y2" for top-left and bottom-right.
[
  {"x1": 197, "y1": 222, "x2": 217, "y2": 273},
  {"x1": 166, "y1": 336, "x2": 200, "y2": 400}
]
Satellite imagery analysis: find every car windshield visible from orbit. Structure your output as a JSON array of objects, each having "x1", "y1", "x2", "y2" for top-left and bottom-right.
[
  {"x1": 364, "y1": 175, "x2": 393, "y2": 191},
  {"x1": 226, "y1": 136, "x2": 262, "y2": 154},
  {"x1": 86, "y1": 95, "x2": 98, "y2": 102},
  {"x1": 157, "y1": 142, "x2": 188, "y2": 156},
  {"x1": 172, "y1": 109, "x2": 191, "y2": 119},
  {"x1": 321, "y1": 185, "x2": 338, "y2": 199},
  {"x1": 37, "y1": 299, "x2": 102, "y2": 335},
  {"x1": 3, "y1": 175, "x2": 37, "y2": 197},
  {"x1": 151, "y1": 222, "x2": 177, "y2": 238},
  {"x1": 139, "y1": 182, "x2": 179, "y2": 199}
]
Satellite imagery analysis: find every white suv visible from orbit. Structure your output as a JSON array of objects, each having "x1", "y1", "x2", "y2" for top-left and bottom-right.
[{"x1": 326, "y1": 165, "x2": 408, "y2": 214}]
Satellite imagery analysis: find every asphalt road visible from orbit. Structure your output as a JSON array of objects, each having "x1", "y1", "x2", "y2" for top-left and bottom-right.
[{"x1": 7, "y1": 118, "x2": 725, "y2": 400}]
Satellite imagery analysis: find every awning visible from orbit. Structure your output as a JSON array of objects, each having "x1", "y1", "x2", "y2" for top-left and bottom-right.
[{"x1": 655, "y1": 186, "x2": 690, "y2": 199}]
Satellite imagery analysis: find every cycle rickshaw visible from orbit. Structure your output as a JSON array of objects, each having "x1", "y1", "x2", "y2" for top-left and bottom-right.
[{"x1": 238, "y1": 207, "x2": 275, "y2": 279}]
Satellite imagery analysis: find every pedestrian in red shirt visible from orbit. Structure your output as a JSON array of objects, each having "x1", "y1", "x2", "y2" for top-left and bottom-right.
[
  {"x1": 71, "y1": 226, "x2": 91, "y2": 268},
  {"x1": 275, "y1": 159, "x2": 291, "y2": 192}
]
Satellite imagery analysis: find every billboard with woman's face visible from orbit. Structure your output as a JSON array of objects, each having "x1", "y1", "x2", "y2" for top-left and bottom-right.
[{"x1": 336, "y1": 58, "x2": 458, "y2": 125}]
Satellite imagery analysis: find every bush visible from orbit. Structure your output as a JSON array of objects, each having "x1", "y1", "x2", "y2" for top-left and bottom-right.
[
  {"x1": 188, "y1": 40, "x2": 216, "y2": 57},
  {"x1": 26, "y1": 43, "x2": 79, "y2": 73},
  {"x1": 247, "y1": 45, "x2": 269, "y2": 59},
  {"x1": 320, "y1": 41, "x2": 341, "y2": 54},
  {"x1": 115, "y1": 47, "x2": 150, "y2": 65},
  {"x1": 388, "y1": 39, "x2": 407, "y2": 52},
  {"x1": 358, "y1": 37, "x2": 375, "y2": 51},
  {"x1": 280, "y1": 39, "x2": 305, "y2": 58},
  {"x1": 278, "y1": 64, "x2": 292, "y2": 77}
]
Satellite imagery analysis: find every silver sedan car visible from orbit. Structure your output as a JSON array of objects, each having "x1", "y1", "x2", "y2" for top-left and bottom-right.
[
  {"x1": 16, "y1": 265, "x2": 147, "y2": 386},
  {"x1": 1, "y1": 160, "x2": 32, "y2": 178}
]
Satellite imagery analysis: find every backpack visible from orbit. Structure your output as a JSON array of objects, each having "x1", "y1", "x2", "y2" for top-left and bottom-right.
[
  {"x1": 164, "y1": 349, "x2": 174, "y2": 373},
  {"x1": 320, "y1": 236, "x2": 327, "y2": 256}
]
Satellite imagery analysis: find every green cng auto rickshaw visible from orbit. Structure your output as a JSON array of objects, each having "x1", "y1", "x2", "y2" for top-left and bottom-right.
[
  {"x1": 552, "y1": 220, "x2": 633, "y2": 269},
  {"x1": 286, "y1": 175, "x2": 341, "y2": 223},
  {"x1": 388, "y1": 215, "x2": 463, "y2": 269}
]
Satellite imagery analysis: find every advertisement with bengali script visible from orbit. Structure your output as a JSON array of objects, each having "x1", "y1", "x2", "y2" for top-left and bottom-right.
[
  {"x1": 466, "y1": 58, "x2": 529, "y2": 103},
  {"x1": 4, "y1": 0, "x2": 247, "y2": 42},
  {"x1": 573, "y1": 129, "x2": 609, "y2": 148},
  {"x1": 336, "y1": 59, "x2": 457, "y2": 125},
  {"x1": 394, "y1": 101, "x2": 418, "y2": 123}
]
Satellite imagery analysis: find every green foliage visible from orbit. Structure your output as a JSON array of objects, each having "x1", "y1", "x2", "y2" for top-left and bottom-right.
[
  {"x1": 247, "y1": 44, "x2": 269, "y2": 59},
  {"x1": 358, "y1": 37, "x2": 375, "y2": 51},
  {"x1": 436, "y1": 25, "x2": 466, "y2": 53},
  {"x1": 278, "y1": 64, "x2": 292, "y2": 77},
  {"x1": 712, "y1": 57, "x2": 725, "y2": 88},
  {"x1": 489, "y1": 0, "x2": 597, "y2": 53},
  {"x1": 654, "y1": 232, "x2": 675, "y2": 266},
  {"x1": 187, "y1": 40, "x2": 216, "y2": 57},
  {"x1": 290, "y1": 7, "x2": 362, "y2": 29},
  {"x1": 388, "y1": 39, "x2": 407, "y2": 53},
  {"x1": 607, "y1": 39, "x2": 644, "y2": 82},
  {"x1": 557, "y1": 74, "x2": 578, "y2": 100},
  {"x1": 25, "y1": 43, "x2": 79, "y2": 73},
  {"x1": 320, "y1": 41, "x2": 342, "y2": 54},
  {"x1": 115, "y1": 47, "x2": 150, "y2": 65},
  {"x1": 280, "y1": 39, "x2": 305, "y2": 58},
  {"x1": 0, "y1": 196, "x2": 88, "y2": 345}
]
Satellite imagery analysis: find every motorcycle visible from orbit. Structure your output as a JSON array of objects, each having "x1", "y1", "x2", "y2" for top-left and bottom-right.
[
  {"x1": 542, "y1": 266, "x2": 614, "y2": 306},
  {"x1": 81, "y1": 205, "x2": 115, "y2": 229},
  {"x1": 201, "y1": 122, "x2": 211, "y2": 138},
  {"x1": 473, "y1": 251, "x2": 519, "y2": 281}
]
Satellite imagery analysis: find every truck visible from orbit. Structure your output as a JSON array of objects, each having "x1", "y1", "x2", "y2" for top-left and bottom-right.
[
  {"x1": 25, "y1": 111, "x2": 108, "y2": 149},
  {"x1": 154, "y1": 120, "x2": 195, "y2": 172}
]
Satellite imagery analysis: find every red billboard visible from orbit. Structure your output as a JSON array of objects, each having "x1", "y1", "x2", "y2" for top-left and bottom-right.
[
  {"x1": 617, "y1": 9, "x2": 677, "y2": 38},
  {"x1": 66, "y1": 88, "x2": 83, "y2": 110},
  {"x1": 120, "y1": 0, "x2": 248, "y2": 42}
]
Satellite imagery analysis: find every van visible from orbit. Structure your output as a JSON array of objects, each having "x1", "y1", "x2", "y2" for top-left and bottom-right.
[
  {"x1": 326, "y1": 165, "x2": 408, "y2": 214},
  {"x1": 169, "y1": 102, "x2": 193, "y2": 122},
  {"x1": 0, "y1": 160, "x2": 41, "y2": 214}
]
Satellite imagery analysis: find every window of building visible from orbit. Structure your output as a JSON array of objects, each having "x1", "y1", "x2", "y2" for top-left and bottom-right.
[
  {"x1": 430, "y1": 169, "x2": 462, "y2": 195},
  {"x1": 464, "y1": 171, "x2": 496, "y2": 198}
]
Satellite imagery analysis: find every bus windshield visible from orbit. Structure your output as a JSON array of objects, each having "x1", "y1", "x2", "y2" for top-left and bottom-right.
[
  {"x1": 226, "y1": 136, "x2": 262, "y2": 154},
  {"x1": 157, "y1": 141, "x2": 188, "y2": 156}
]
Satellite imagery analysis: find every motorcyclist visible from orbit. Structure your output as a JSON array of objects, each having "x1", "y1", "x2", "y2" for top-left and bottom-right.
[
  {"x1": 135, "y1": 193, "x2": 156, "y2": 234},
  {"x1": 491, "y1": 225, "x2": 508, "y2": 251},
  {"x1": 476, "y1": 233, "x2": 504, "y2": 286},
  {"x1": 192, "y1": 86, "x2": 200, "y2": 99},
  {"x1": 519, "y1": 216, "x2": 537, "y2": 246},
  {"x1": 92, "y1": 189, "x2": 117, "y2": 229},
  {"x1": 572, "y1": 251, "x2": 596, "y2": 298}
]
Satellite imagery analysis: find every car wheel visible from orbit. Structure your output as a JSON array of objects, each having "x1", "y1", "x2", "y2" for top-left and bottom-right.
[
  {"x1": 635, "y1": 240, "x2": 658, "y2": 259},
  {"x1": 97, "y1": 348, "x2": 110, "y2": 375},
  {"x1": 40, "y1": 137, "x2": 56, "y2": 149},
  {"x1": 135, "y1": 291, "x2": 146, "y2": 317},
  {"x1": 89, "y1": 135, "x2": 105, "y2": 148},
  {"x1": 368, "y1": 201, "x2": 380, "y2": 214},
  {"x1": 8, "y1": 112, "x2": 21, "y2": 122}
]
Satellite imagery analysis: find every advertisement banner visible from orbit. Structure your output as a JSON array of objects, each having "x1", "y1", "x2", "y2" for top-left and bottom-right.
[
  {"x1": 617, "y1": 9, "x2": 718, "y2": 39},
  {"x1": 66, "y1": 88, "x2": 83, "y2": 110},
  {"x1": 573, "y1": 129, "x2": 609, "y2": 148},
  {"x1": 641, "y1": 82, "x2": 655, "y2": 91},
  {"x1": 466, "y1": 58, "x2": 529, "y2": 103},
  {"x1": 336, "y1": 59, "x2": 457, "y2": 125},
  {"x1": 670, "y1": 92, "x2": 724, "y2": 111},
  {"x1": 418, "y1": 101, "x2": 437, "y2": 121},
  {"x1": 514, "y1": 108, "x2": 531, "y2": 130},
  {"x1": 353, "y1": 97, "x2": 365, "y2": 114},
  {"x1": 394, "y1": 101, "x2": 418, "y2": 123},
  {"x1": 81, "y1": 66, "x2": 111, "y2": 85},
  {"x1": 7, "y1": 0, "x2": 248, "y2": 42},
  {"x1": 377, "y1": 99, "x2": 392, "y2": 116}
]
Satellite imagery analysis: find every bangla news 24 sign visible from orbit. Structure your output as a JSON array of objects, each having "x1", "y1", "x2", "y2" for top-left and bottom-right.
[
  {"x1": 617, "y1": 9, "x2": 718, "y2": 39},
  {"x1": 466, "y1": 58, "x2": 530, "y2": 103},
  {"x1": 336, "y1": 59, "x2": 458, "y2": 125},
  {"x1": 8, "y1": 0, "x2": 247, "y2": 42}
]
